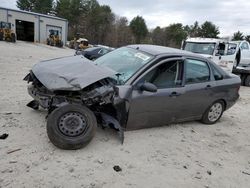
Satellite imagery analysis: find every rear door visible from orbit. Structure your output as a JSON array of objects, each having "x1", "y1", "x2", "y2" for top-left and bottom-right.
[{"x1": 178, "y1": 58, "x2": 216, "y2": 120}]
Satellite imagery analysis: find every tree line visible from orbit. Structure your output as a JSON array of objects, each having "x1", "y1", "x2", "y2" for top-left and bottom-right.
[{"x1": 17, "y1": 0, "x2": 250, "y2": 48}]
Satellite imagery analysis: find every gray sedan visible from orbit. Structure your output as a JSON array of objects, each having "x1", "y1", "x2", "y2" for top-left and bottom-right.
[{"x1": 24, "y1": 45, "x2": 241, "y2": 149}]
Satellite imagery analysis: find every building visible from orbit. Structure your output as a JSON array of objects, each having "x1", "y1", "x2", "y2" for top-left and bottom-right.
[{"x1": 0, "y1": 7, "x2": 68, "y2": 45}]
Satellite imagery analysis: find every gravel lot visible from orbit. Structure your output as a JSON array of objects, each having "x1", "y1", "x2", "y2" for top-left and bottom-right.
[{"x1": 0, "y1": 41, "x2": 250, "y2": 188}]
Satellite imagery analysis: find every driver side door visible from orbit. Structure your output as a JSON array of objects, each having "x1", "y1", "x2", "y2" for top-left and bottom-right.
[{"x1": 126, "y1": 58, "x2": 185, "y2": 130}]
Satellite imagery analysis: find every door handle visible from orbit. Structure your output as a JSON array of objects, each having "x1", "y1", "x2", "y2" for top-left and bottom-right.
[
  {"x1": 205, "y1": 85, "x2": 212, "y2": 90},
  {"x1": 169, "y1": 91, "x2": 181, "y2": 97}
]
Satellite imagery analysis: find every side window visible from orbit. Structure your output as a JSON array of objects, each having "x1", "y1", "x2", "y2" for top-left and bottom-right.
[
  {"x1": 211, "y1": 64, "x2": 223, "y2": 80},
  {"x1": 241, "y1": 42, "x2": 249, "y2": 50},
  {"x1": 139, "y1": 60, "x2": 183, "y2": 89},
  {"x1": 98, "y1": 49, "x2": 107, "y2": 55},
  {"x1": 185, "y1": 59, "x2": 210, "y2": 84}
]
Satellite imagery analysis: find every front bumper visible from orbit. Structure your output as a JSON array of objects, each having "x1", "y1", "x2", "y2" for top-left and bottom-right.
[{"x1": 27, "y1": 85, "x2": 52, "y2": 109}]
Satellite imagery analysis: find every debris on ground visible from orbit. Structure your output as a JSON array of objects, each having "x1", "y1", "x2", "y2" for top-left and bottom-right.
[
  {"x1": 191, "y1": 129, "x2": 196, "y2": 133},
  {"x1": 68, "y1": 167, "x2": 74, "y2": 173},
  {"x1": 194, "y1": 172, "x2": 202, "y2": 179},
  {"x1": 242, "y1": 171, "x2": 250, "y2": 176},
  {"x1": 7, "y1": 148, "x2": 22, "y2": 154},
  {"x1": 113, "y1": 165, "x2": 122, "y2": 172},
  {"x1": 207, "y1": 170, "x2": 212, "y2": 175},
  {"x1": 1, "y1": 112, "x2": 21, "y2": 115},
  {"x1": 9, "y1": 161, "x2": 18, "y2": 164},
  {"x1": 0, "y1": 133, "x2": 9, "y2": 139}
]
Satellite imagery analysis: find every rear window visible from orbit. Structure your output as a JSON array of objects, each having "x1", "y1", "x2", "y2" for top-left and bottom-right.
[{"x1": 185, "y1": 59, "x2": 210, "y2": 84}]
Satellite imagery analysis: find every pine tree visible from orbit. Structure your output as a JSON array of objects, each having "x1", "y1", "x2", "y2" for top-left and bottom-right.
[
  {"x1": 129, "y1": 16, "x2": 148, "y2": 43},
  {"x1": 16, "y1": 0, "x2": 35, "y2": 11},
  {"x1": 17, "y1": 0, "x2": 53, "y2": 14},
  {"x1": 33, "y1": 0, "x2": 53, "y2": 14}
]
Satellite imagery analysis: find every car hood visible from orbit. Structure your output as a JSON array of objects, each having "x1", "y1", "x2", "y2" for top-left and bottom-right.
[{"x1": 32, "y1": 55, "x2": 117, "y2": 91}]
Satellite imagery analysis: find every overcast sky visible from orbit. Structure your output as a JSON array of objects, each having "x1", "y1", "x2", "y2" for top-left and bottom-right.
[{"x1": 1, "y1": 0, "x2": 250, "y2": 36}]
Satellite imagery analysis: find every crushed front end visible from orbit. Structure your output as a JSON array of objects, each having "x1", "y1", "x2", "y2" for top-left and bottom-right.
[{"x1": 24, "y1": 70, "x2": 126, "y2": 144}]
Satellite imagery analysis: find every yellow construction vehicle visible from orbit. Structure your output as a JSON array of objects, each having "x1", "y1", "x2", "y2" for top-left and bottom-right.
[
  {"x1": 69, "y1": 33, "x2": 81, "y2": 49},
  {"x1": 0, "y1": 22, "x2": 16, "y2": 42},
  {"x1": 77, "y1": 38, "x2": 90, "y2": 50},
  {"x1": 46, "y1": 29, "x2": 63, "y2": 47}
]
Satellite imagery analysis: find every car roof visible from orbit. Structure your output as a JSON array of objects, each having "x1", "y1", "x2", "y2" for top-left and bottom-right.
[{"x1": 127, "y1": 44, "x2": 196, "y2": 57}]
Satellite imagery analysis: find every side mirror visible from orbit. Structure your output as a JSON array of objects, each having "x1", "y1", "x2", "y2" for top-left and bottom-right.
[{"x1": 140, "y1": 82, "x2": 157, "y2": 93}]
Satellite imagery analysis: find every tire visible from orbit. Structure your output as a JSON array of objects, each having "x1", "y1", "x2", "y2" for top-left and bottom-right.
[
  {"x1": 59, "y1": 41, "x2": 63, "y2": 47},
  {"x1": 241, "y1": 75, "x2": 246, "y2": 86},
  {"x1": 11, "y1": 33, "x2": 16, "y2": 43},
  {"x1": 244, "y1": 75, "x2": 250, "y2": 87},
  {"x1": 49, "y1": 39, "x2": 54, "y2": 46},
  {"x1": 5, "y1": 36, "x2": 11, "y2": 42},
  {"x1": 0, "y1": 32, "x2": 3, "y2": 41},
  {"x1": 47, "y1": 104, "x2": 97, "y2": 150},
  {"x1": 201, "y1": 100, "x2": 224, "y2": 124}
]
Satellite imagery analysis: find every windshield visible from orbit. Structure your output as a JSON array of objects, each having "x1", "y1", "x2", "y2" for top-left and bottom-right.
[
  {"x1": 94, "y1": 47, "x2": 153, "y2": 84},
  {"x1": 184, "y1": 42, "x2": 216, "y2": 55}
]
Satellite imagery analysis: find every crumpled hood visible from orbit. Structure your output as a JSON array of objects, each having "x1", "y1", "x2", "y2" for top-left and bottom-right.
[{"x1": 32, "y1": 55, "x2": 117, "y2": 91}]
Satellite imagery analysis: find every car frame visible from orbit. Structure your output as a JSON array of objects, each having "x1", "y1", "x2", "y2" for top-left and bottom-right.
[{"x1": 24, "y1": 45, "x2": 241, "y2": 150}]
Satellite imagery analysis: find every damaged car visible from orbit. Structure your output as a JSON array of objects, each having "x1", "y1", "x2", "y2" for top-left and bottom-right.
[{"x1": 24, "y1": 45, "x2": 241, "y2": 150}]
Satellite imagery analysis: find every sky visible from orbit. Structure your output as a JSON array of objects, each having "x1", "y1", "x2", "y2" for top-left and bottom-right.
[{"x1": 1, "y1": 0, "x2": 250, "y2": 36}]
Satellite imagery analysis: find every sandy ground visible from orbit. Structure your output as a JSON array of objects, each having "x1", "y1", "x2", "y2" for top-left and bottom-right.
[{"x1": 0, "y1": 41, "x2": 250, "y2": 188}]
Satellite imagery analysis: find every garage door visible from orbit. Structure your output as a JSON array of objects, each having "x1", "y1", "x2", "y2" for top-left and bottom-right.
[{"x1": 16, "y1": 20, "x2": 34, "y2": 42}]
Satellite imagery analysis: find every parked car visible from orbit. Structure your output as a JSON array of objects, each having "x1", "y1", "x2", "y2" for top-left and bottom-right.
[
  {"x1": 75, "y1": 46, "x2": 114, "y2": 60},
  {"x1": 24, "y1": 45, "x2": 241, "y2": 150}
]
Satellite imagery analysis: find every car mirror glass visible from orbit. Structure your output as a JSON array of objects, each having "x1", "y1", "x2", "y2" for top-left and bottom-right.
[{"x1": 140, "y1": 82, "x2": 157, "y2": 92}]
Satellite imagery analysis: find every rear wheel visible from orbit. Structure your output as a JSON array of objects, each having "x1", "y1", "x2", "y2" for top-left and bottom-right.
[
  {"x1": 47, "y1": 104, "x2": 97, "y2": 150},
  {"x1": 244, "y1": 75, "x2": 250, "y2": 87},
  {"x1": 201, "y1": 100, "x2": 224, "y2": 124}
]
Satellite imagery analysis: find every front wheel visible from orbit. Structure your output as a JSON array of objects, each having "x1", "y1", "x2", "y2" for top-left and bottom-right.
[
  {"x1": 47, "y1": 104, "x2": 97, "y2": 150},
  {"x1": 201, "y1": 101, "x2": 224, "y2": 124}
]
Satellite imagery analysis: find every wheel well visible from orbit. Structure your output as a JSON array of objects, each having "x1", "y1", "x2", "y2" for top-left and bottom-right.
[
  {"x1": 218, "y1": 99, "x2": 227, "y2": 110},
  {"x1": 202, "y1": 99, "x2": 227, "y2": 115}
]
